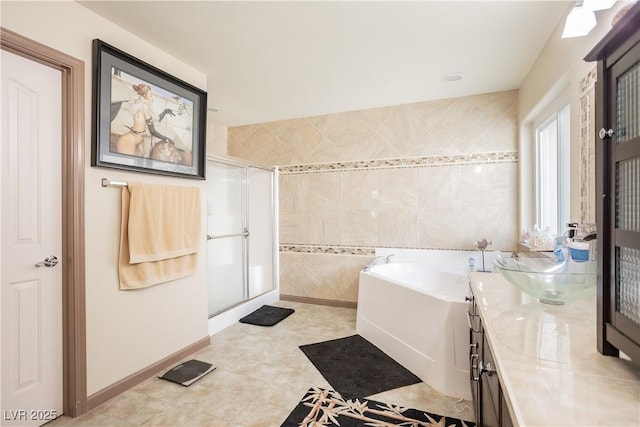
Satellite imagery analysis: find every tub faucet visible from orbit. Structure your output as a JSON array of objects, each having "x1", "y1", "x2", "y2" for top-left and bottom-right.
[
  {"x1": 474, "y1": 238, "x2": 491, "y2": 251},
  {"x1": 473, "y1": 238, "x2": 492, "y2": 272},
  {"x1": 363, "y1": 254, "x2": 394, "y2": 271}
]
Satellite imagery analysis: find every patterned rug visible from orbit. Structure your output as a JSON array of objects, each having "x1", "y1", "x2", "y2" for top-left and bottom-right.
[{"x1": 281, "y1": 387, "x2": 475, "y2": 427}]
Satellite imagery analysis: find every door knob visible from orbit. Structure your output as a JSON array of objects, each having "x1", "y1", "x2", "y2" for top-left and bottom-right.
[
  {"x1": 35, "y1": 255, "x2": 59, "y2": 268},
  {"x1": 599, "y1": 128, "x2": 615, "y2": 139}
]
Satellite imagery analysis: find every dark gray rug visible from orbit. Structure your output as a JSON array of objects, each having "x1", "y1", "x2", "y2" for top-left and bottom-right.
[
  {"x1": 239, "y1": 305, "x2": 294, "y2": 326},
  {"x1": 280, "y1": 387, "x2": 475, "y2": 427},
  {"x1": 299, "y1": 334, "x2": 421, "y2": 397}
]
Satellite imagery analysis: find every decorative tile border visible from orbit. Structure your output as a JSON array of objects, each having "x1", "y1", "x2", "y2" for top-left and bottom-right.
[
  {"x1": 279, "y1": 151, "x2": 518, "y2": 174},
  {"x1": 279, "y1": 244, "x2": 511, "y2": 256},
  {"x1": 280, "y1": 244, "x2": 375, "y2": 256}
]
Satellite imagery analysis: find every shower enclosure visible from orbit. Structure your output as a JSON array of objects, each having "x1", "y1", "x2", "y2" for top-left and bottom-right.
[{"x1": 206, "y1": 156, "x2": 278, "y2": 317}]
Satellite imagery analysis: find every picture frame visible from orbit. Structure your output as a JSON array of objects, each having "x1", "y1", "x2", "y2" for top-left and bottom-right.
[{"x1": 92, "y1": 39, "x2": 206, "y2": 179}]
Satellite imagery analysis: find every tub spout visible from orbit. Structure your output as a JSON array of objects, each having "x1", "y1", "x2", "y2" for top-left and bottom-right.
[{"x1": 363, "y1": 255, "x2": 393, "y2": 271}]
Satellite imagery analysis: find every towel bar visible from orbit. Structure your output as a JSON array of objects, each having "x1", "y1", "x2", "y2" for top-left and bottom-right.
[{"x1": 102, "y1": 178, "x2": 128, "y2": 188}]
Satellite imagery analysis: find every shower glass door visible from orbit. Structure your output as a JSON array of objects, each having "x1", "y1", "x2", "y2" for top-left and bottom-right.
[
  {"x1": 248, "y1": 166, "x2": 275, "y2": 298},
  {"x1": 206, "y1": 158, "x2": 277, "y2": 317},
  {"x1": 206, "y1": 162, "x2": 247, "y2": 316}
]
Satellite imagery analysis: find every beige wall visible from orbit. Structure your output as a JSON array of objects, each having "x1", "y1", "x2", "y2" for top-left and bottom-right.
[
  {"x1": 517, "y1": 1, "x2": 632, "y2": 230},
  {"x1": 230, "y1": 91, "x2": 519, "y2": 302},
  {"x1": 1, "y1": 1, "x2": 210, "y2": 395},
  {"x1": 206, "y1": 118, "x2": 229, "y2": 156}
]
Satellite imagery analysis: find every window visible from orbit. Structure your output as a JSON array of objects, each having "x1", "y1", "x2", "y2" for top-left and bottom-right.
[{"x1": 534, "y1": 104, "x2": 570, "y2": 236}]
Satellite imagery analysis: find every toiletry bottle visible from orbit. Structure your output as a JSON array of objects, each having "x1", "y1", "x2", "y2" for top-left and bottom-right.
[
  {"x1": 468, "y1": 257, "x2": 476, "y2": 272},
  {"x1": 554, "y1": 236, "x2": 565, "y2": 262}
]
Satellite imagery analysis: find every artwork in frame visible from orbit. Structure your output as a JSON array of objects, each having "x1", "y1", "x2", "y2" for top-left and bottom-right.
[{"x1": 92, "y1": 39, "x2": 206, "y2": 179}]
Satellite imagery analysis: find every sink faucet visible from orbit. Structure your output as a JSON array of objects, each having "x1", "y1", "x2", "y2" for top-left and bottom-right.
[{"x1": 579, "y1": 232, "x2": 597, "y2": 241}]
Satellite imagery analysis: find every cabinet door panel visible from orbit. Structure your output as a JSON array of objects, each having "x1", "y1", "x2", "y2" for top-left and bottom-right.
[
  {"x1": 501, "y1": 391, "x2": 514, "y2": 427},
  {"x1": 609, "y1": 41, "x2": 640, "y2": 350},
  {"x1": 480, "y1": 374, "x2": 500, "y2": 427},
  {"x1": 482, "y1": 338, "x2": 501, "y2": 417},
  {"x1": 588, "y1": 4, "x2": 640, "y2": 364}
]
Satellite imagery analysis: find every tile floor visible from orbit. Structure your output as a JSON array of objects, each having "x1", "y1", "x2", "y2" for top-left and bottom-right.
[{"x1": 49, "y1": 301, "x2": 475, "y2": 426}]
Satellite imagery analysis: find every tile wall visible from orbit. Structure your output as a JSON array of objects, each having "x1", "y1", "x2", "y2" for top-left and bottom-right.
[
  {"x1": 206, "y1": 119, "x2": 229, "y2": 156},
  {"x1": 579, "y1": 68, "x2": 597, "y2": 224},
  {"x1": 229, "y1": 90, "x2": 519, "y2": 303}
]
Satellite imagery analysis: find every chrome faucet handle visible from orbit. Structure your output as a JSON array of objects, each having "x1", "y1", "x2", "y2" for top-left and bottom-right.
[
  {"x1": 364, "y1": 256, "x2": 385, "y2": 271},
  {"x1": 473, "y1": 238, "x2": 492, "y2": 251},
  {"x1": 385, "y1": 254, "x2": 395, "y2": 263}
]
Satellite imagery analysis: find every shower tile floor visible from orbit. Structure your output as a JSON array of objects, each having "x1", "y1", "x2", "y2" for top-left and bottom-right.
[{"x1": 49, "y1": 301, "x2": 475, "y2": 426}]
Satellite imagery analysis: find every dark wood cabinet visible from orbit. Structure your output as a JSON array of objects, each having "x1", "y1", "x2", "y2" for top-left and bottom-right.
[
  {"x1": 467, "y1": 289, "x2": 513, "y2": 427},
  {"x1": 468, "y1": 292, "x2": 482, "y2": 423},
  {"x1": 585, "y1": 2, "x2": 640, "y2": 366}
]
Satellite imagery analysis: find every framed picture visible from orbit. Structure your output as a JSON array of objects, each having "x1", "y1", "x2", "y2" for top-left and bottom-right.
[{"x1": 92, "y1": 39, "x2": 206, "y2": 179}]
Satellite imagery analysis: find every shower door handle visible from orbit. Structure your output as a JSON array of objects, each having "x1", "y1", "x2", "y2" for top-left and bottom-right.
[{"x1": 207, "y1": 231, "x2": 250, "y2": 240}]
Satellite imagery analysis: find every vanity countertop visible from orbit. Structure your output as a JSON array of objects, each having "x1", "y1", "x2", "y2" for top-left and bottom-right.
[{"x1": 469, "y1": 272, "x2": 640, "y2": 426}]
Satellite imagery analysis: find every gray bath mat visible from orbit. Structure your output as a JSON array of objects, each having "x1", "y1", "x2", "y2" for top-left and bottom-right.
[
  {"x1": 239, "y1": 305, "x2": 295, "y2": 326},
  {"x1": 299, "y1": 334, "x2": 421, "y2": 397}
]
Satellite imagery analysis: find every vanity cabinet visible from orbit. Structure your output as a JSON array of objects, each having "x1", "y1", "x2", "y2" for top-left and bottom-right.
[
  {"x1": 585, "y1": 2, "x2": 640, "y2": 366},
  {"x1": 467, "y1": 289, "x2": 513, "y2": 427}
]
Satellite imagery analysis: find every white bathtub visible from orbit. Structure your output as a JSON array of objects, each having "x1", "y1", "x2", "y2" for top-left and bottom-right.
[{"x1": 356, "y1": 250, "x2": 499, "y2": 400}]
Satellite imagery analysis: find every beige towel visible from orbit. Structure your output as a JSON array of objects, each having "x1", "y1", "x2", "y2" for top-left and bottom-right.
[{"x1": 119, "y1": 182, "x2": 201, "y2": 290}]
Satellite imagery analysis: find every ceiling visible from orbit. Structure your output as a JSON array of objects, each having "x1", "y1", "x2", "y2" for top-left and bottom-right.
[{"x1": 78, "y1": 1, "x2": 573, "y2": 126}]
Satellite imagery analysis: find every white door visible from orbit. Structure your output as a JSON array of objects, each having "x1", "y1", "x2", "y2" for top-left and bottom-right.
[{"x1": 1, "y1": 50, "x2": 63, "y2": 426}]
